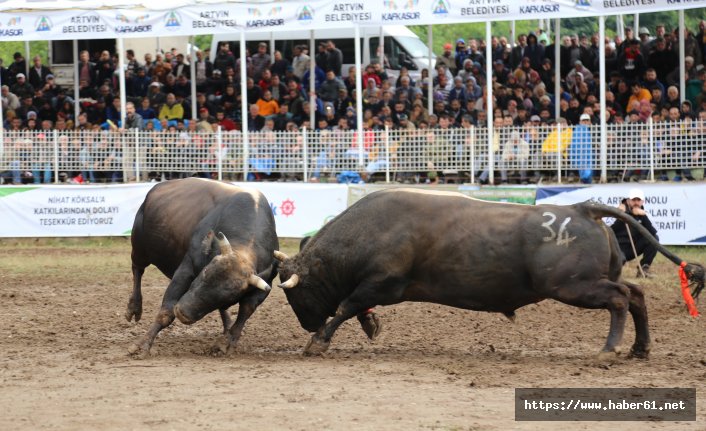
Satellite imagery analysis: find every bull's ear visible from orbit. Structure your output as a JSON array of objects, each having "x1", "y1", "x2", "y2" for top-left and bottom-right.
[{"x1": 200, "y1": 230, "x2": 216, "y2": 256}]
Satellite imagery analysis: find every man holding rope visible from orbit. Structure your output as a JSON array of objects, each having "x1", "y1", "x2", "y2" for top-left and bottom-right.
[{"x1": 611, "y1": 188, "x2": 659, "y2": 278}]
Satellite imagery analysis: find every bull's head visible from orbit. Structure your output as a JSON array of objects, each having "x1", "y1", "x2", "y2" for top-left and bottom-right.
[
  {"x1": 174, "y1": 231, "x2": 270, "y2": 325},
  {"x1": 274, "y1": 250, "x2": 329, "y2": 332}
]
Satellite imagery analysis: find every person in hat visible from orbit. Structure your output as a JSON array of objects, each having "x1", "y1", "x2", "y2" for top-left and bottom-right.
[
  {"x1": 435, "y1": 42, "x2": 457, "y2": 75},
  {"x1": 611, "y1": 188, "x2": 658, "y2": 278},
  {"x1": 638, "y1": 27, "x2": 652, "y2": 53},
  {"x1": 11, "y1": 73, "x2": 34, "y2": 100}
]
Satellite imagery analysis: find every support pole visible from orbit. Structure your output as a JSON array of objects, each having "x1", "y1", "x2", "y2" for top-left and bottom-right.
[
  {"x1": 679, "y1": 9, "x2": 680, "y2": 103},
  {"x1": 355, "y1": 24, "x2": 364, "y2": 168},
  {"x1": 554, "y1": 19, "x2": 561, "y2": 119},
  {"x1": 485, "y1": 21, "x2": 494, "y2": 185},
  {"x1": 189, "y1": 36, "x2": 197, "y2": 121},
  {"x1": 73, "y1": 40, "x2": 80, "y2": 123},
  {"x1": 427, "y1": 25, "x2": 433, "y2": 116},
  {"x1": 240, "y1": 30, "x2": 250, "y2": 181},
  {"x1": 309, "y1": 30, "x2": 316, "y2": 128},
  {"x1": 599, "y1": 16, "x2": 608, "y2": 183},
  {"x1": 117, "y1": 38, "x2": 127, "y2": 129}
]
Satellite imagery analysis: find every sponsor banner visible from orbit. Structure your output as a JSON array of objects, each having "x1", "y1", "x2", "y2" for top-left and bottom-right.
[
  {"x1": 0, "y1": 182, "x2": 347, "y2": 238},
  {"x1": 535, "y1": 184, "x2": 706, "y2": 245},
  {"x1": 458, "y1": 185, "x2": 536, "y2": 204},
  {"x1": 230, "y1": 182, "x2": 348, "y2": 237},
  {"x1": 0, "y1": 183, "x2": 154, "y2": 237},
  {"x1": 2, "y1": 0, "x2": 706, "y2": 41}
]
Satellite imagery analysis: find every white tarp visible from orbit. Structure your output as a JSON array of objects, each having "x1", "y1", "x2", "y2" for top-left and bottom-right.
[
  {"x1": 535, "y1": 184, "x2": 706, "y2": 245},
  {"x1": 1, "y1": 0, "x2": 705, "y2": 41}
]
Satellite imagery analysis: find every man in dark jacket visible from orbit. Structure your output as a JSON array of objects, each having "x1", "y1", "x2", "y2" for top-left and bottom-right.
[{"x1": 611, "y1": 188, "x2": 658, "y2": 278}]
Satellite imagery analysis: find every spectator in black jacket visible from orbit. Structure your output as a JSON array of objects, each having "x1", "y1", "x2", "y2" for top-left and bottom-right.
[{"x1": 28, "y1": 55, "x2": 52, "y2": 90}]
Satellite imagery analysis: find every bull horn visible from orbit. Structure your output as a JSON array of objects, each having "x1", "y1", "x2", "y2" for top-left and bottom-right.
[
  {"x1": 278, "y1": 274, "x2": 299, "y2": 289},
  {"x1": 216, "y1": 232, "x2": 232, "y2": 254},
  {"x1": 248, "y1": 274, "x2": 271, "y2": 291},
  {"x1": 273, "y1": 250, "x2": 289, "y2": 261}
]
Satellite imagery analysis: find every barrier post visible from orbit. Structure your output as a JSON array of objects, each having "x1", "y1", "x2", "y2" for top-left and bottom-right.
[
  {"x1": 302, "y1": 127, "x2": 309, "y2": 183},
  {"x1": 217, "y1": 126, "x2": 223, "y2": 181},
  {"x1": 384, "y1": 125, "x2": 390, "y2": 183},
  {"x1": 134, "y1": 128, "x2": 140, "y2": 183},
  {"x1": 53, "y1": 130, "x2": 59, "y2": 184},
  {"x1": 557, "y1": 122, "x2": 562, "y2": 184},
  {"x1": 649, "y1": 117, "x2": 655, "y2": 182},
  {"x1": 470, "y1": 126, "x2": 476, "y2": 185}
]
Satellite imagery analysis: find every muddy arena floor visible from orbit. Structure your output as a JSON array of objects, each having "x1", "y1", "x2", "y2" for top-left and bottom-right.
[{"x1": 0, "y1": 238, "x2": 705, "y2": 430}]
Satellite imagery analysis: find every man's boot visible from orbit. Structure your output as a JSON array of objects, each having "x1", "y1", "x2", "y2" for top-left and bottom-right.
[{"x1": 636, "y1": 264, "x2": 654, "y2": 278}]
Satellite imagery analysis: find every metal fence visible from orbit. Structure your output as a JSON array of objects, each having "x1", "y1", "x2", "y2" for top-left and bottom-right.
[{"x1": 0, "y1": 120, "x2": 704, "y2": 184}]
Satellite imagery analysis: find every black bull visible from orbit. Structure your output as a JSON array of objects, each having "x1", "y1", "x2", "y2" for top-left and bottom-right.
[
  {"x1": 126, "y1": 178, "x2": 279, "y2": 357},
  {"x1": 276, "y1": 189, "x2": 704, "y2": 357}
]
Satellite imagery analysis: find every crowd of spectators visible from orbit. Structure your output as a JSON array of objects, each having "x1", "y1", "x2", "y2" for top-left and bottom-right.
[{"x1": 1, "y1": 21, "x2": 706, "y2": 183}]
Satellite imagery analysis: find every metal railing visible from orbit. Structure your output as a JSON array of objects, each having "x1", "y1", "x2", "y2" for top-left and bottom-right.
[{"x1": 0, "y1": 120, "x2": 704, "y2": 184}]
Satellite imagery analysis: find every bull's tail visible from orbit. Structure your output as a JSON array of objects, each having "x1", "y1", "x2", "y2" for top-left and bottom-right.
[{"x1": 578, "y1": 201, "x2": 705, "y2": 299}]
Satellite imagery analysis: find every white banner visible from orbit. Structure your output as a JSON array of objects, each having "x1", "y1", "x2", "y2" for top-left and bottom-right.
[
  {"x1": 0, "y1": 182, "x2": 348, "y2": 238},
  {"x1": 230, "y1": 182, "x2": 348, "y2": 238},
  {"x1": 535, "y1": 184, "x2": 706, "y2": 245},
  {"x1": 0, "y1": 183, "x2": 154, "y2": 237},
  {"x1": 1, "y1": 0, "x2": 705, "y2": 41}
]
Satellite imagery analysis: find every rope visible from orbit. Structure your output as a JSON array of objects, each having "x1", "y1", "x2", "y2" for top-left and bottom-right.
[{"x1": 625, "y1": 223, "x2": 645, "y2": 278}]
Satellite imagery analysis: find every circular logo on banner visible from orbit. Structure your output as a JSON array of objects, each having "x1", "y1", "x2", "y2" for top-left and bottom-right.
[{"x1": 280, "y1": 199, "x2": 296, "y2": 217}]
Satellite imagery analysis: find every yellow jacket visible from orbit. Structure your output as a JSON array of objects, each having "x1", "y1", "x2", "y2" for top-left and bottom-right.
[
  {"x1": 542, "y1": 126, "x2": 573, "y2": 156},
  {"x1": 158, "y1": 103, "x2": 184, "y2": 121}
]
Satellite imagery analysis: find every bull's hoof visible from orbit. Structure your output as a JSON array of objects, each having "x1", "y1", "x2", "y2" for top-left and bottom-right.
[
  {"x1": 595, "y1": 350, "x2": 618, "y2": 362},
  {"x1": 359, "y1": 312, "x2": 382, "y2": 341},
  {"x1": 127, "y1": 342, "x2": 152, "y2": 359},
  {"x1": 628, "y1": 344, "x2": 650, "y2": 360},
  {"x1": 303, "y1": 336, "x2": 330, "y2": 356},
  {"x1": 209, "y1": 337, "x2": 229, "y2": 356},
  {"x1": 125, "y1": 301, "x2": 142, "y2": 322}
]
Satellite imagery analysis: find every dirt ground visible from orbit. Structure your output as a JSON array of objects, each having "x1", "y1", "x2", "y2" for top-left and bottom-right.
[{"x1": 0, "y1": 238, "x2": 705, "y2": 431}]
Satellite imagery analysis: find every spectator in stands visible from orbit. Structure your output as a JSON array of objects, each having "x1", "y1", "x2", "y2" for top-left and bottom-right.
[
  {"x1": 11, "y1": 73, "x2": 34, "y2": 100},
  {"x1": 123, "y1": 101, "x2": 144, "y2": 130},
  {"x1": 255, "y1": 89, "x2": 279, "y2": 119},
  {"x1": 213, "y1": 43, "x2": 236, "y2": 76},
  {"x1": 28, "y1": 55, "x2": 52, "y2": 91},
  {"x1": 193, "y1": 50, "x2": 213, "y2": 92},
  {"x1": 326, "y1": 41, "x2": 343, "y2": 77},
  {"x1": 1, "y1": 85, "x2": 20, "y2": 112},
  {"x1": 319, "y1": 70, "x2": 345, "y2": 103},
  {"x1": 291, "y1": 45, "x2": 309, "y2": 80},
  {"x1": 500, "y1": 130, "x2": 530, "y2": 184},
  {"x1": 158, "y1": 93, "x2": 184, "y2": 122},
  {"x1": 436, "y1": 43, "x2": 457, "y2": 76},
  {"x1": 251, "y1": 42, "x2": 271, "y2": 82},
  {"x1": 172, "y1": 53, "x2": 189, "y2": 79},
  {"x1": 617, "y1": 39, "x2": 646, "y2": 84},
  {"x1": 666, "y1": 55, "x2": 697, "y2": 87},
  {"x1": 8, "y1": 52, "x2": 26, "y2": 86}
]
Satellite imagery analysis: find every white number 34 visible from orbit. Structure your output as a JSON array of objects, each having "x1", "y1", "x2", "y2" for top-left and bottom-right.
[{"x1": 541, "y1": 212, "x2": 577, "y2": 246}]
